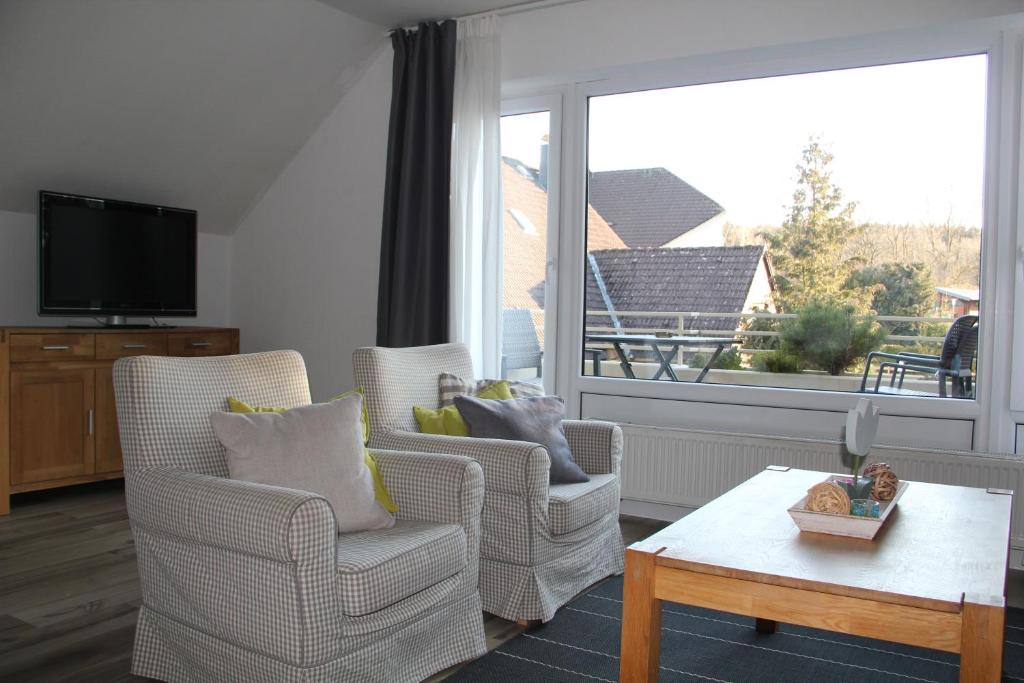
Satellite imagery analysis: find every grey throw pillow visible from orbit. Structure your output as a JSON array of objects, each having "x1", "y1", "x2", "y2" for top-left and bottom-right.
[
  {"x1": 210, "y1": 394, "x2": 394, "y2": 533},
  {"x1": 453, "y1": 395, "x2": 589, "y2": 484}
]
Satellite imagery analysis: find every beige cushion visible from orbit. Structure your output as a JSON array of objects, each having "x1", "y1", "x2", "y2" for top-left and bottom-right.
[
  {"x1": 335, "y1": 520, "x2": 467, "y2": 616},
  {"x1": 210, "y1": 395, "x2": 394, "y2": 532},
  {"x1": 548, "y1": 474, "x2": 619, "y2": 535}
]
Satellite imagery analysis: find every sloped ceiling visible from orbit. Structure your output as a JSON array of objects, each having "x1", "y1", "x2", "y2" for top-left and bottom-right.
[
  {"x1": 0, "y1": 0, "x2": 385, "y2": 234},
  {"x1": 318, "y1": 0, "x2": 526, "y2": 28}
]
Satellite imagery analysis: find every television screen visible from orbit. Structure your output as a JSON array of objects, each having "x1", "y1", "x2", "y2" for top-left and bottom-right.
[{"x1": 39, "y1": 191, "x2": 197, "y2": 317}]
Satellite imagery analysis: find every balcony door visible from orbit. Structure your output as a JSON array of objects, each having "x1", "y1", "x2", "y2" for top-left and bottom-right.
[{"x1": 500, "y1": 97, "x2": 561, "y2": 392}]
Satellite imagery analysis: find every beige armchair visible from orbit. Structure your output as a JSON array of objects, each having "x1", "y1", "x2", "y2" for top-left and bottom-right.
[
  {"x1": 353, "y1": 343, "x2": 625, "y2": 623},
  {"x1": 113, "y1": 350, "x2": 486, "y2": 682}
]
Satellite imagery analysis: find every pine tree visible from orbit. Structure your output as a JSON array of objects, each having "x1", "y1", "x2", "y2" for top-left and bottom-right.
[{"x1": 763, "y1": 139, "x2": 873, "y2": 313}]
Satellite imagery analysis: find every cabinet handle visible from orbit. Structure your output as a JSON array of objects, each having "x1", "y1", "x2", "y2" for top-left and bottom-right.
[
  {"x1": 41, "y1": 345, "x2": 70, "y2": 351},
  {"x1": 122, "y1": 344, "x2": 147, "y2": 349},
  {"x1": 88, "y1": 409, "x2": 95, "y2": 436},
  {"x1": 190, "y1": 341, "x2": 212, "y2": 348}
]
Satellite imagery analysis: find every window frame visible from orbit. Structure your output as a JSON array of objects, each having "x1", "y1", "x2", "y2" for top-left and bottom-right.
[
  {"x1": 545, "y1": 20, "x2": 1023, "y2": 452},
  {"x1": 501, "y1": 94, "x2": 564, "y2": 396}
]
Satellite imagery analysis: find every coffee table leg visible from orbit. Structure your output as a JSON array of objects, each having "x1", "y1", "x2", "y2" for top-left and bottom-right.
[
  {"x1": 755, "y1": 618, "x2": 777, "y2": 634},
  {"x1": 960, "y1": 598, "x2": 1004, "y2": 682},
  {"x1": 621, "y1": 548, "x2": 662, "y2": 683}
]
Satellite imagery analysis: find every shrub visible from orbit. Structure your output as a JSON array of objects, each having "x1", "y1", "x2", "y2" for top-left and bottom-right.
[
  {"x1": 689, "y1": 347, "x2": 743, "y2": 371},
  {"x1": 753, "y1": 350, "x2": 802, "y2": 373},
  {"x1": 741, "y1": 306, "x2": 780, "y2": 351},
  {"x1": 778, "y1": 299, "x2": 887, "y2": 375}
]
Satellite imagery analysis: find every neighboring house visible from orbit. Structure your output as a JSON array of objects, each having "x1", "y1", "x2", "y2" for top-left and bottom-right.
[
  {"x1": 934, "y1": 286, "x2": 980, "y2": 317},
  {"x1": 588, "y1": 168, "x2": 726, "y2": 248},
  {"x1": 506, "y1": 159, "x2": 776, "y2": 347},
  {"x1": 584, "y1": 245, "x2": 775, "y2": 335},
  {"x1": 503, "y1": 158, "x2": 625, "y2": 345}
]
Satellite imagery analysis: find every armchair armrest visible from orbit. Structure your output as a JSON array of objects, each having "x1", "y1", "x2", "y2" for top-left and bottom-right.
[
  {"x1": 878, "y1": 361, "x2": 945, "y2": 376},
  {"x1": 371, "y1": 450, "x2": 484, "y2": 575},
  {"x1": 562, "y1": 420, "x2": 623, "y2": 475},
  {"x1": 861, "y1": 350, "x2": 940, "y2": 391},
  {"x1": 125, "y1": 467, "x2": 341, "y2": 666},
  {"x1": 894, "y1": 352, "x2": 941, "y2": 361},
  {"x1": 373, "y1": 430, "x2": 550, "y2": 499},
  {"x1": 370, "y1": 449, "x2": 484, "y2": 527},
  {"x1": 126, "y1": 467, "x2": 336, "y2": 562}
]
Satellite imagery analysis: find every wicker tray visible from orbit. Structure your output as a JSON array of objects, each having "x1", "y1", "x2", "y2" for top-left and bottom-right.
[{"x1": 787, "y1": 475, "x2": 909, "y2": 540}]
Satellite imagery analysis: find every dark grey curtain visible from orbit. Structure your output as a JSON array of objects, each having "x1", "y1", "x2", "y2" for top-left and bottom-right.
[{"x1": 376, "y1": 21, "x2": 457, "y2": 347}]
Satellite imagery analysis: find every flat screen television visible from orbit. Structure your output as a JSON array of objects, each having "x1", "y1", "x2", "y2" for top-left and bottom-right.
[{"x1": 39, "y1": 191, "x2": 197, "y2": 326}]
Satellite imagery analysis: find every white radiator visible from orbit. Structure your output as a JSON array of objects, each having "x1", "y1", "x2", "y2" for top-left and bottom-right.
[{"x1": 619, "y1": 423, "x2": 1024, "y2": 548}]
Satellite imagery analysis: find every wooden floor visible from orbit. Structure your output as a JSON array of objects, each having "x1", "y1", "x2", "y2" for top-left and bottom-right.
[
  {"x1": 0, "y1": 479, "x2": 669, "y2": 683},
  {"x1": 14, "y1": 480, "x2": 1011, "y2": 682}
]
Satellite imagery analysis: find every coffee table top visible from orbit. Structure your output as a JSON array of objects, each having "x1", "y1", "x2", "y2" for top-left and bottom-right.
[{"x1": 636, "y1": 467, "x2": 1012, "y2": 612}]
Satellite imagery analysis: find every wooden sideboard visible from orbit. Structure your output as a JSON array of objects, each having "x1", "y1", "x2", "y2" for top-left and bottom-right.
[{"x1": 0, "y1": 326, "x2": 239, "y2": 514}]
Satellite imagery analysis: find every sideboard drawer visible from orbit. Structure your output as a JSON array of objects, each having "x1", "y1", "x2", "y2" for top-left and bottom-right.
[
  {"x1": 10, "y1": 334, "x2": 95, "y2": 362},
  {"x1": 96, "y1": 333, "x2": 169, "y2": 360},
  {"x1": 168, "y1": 332, "x2": 234, "y2": 357}
]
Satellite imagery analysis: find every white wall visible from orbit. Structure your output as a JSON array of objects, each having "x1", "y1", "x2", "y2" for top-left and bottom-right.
[
  {"x1": 662, "y1": 215, "x2": 726, "y2": 248},
  {"x1": 231, "y1": 45, "x2": 392, "y2": 400},
  {"x1": 0, "y1": 208, "x2": 231, "y2": 327},
  {"x1": 501, "y1": 0, "x2": 1024, "y2": 85}
]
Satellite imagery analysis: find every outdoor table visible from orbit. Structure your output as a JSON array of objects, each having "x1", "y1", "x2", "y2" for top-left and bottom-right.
[{"x1": 584, "y1": 334, "x2": 740, "y2": 382}]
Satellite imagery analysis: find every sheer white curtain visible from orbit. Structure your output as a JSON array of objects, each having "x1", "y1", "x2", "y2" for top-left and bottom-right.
[{"x1": 449, "y1": 14, "x2": 502, "y2": 378}]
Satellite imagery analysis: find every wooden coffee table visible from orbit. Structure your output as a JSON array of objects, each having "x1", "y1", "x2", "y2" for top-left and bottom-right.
[{"x1": 620, "y1": 466, "x2": 1012, "y2": 682}]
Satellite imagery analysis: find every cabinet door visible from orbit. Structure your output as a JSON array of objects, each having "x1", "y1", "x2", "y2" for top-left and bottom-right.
[
  {"x1": 94, "y1": 367, "x2": 122, "y2": 474},
  {"x1": 10, "y1": 368, "x2": 95, "y2": 485},
  {"x1": 168, "y1": 332, "x2": 234, "y2": 357}
]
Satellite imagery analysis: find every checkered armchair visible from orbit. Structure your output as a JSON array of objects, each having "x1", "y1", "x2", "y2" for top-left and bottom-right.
[
  {"x1": 353, "y1": 343, "x2": 625, "y2": 623},
  {"x1": 113, "y1": 351, "x2": 486, "y2": 683}
]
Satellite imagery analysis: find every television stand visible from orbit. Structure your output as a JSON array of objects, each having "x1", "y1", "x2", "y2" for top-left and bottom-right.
[{"x1": 0, "y1": 325, "x2": 240, "y2": 515}]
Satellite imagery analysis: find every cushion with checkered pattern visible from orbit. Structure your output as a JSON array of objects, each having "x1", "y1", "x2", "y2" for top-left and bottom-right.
[
  {"x1": 438, "y1": 372, "x2": 543, "y2": 407},
  {"x1": 548, "y1": 474, "x2": 619, "y2": 534},
  {"x1": 335, "y1": 520, "x2": 467, "y2": 616}
]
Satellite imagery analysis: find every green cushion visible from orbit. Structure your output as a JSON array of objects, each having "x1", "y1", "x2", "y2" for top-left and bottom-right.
[
  {"x1": 414, "y1": 404, "x2": 458, "y2": 436},
  {"x1": 226, "y1": 394, "x2": 397, "y2": 513},
  {"x1": 412, "y1": 380, "x2": 512, "y2": 436}
]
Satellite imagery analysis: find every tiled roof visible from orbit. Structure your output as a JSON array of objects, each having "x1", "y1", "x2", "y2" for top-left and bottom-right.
[
  {"x1": 588, "y1": 168, "x2": 724, "y2": 248},
  {"x1": 935, "y1": 286, "x2": 979, "y2": 302},
  {"x1": 502, "y1": 160, "x2": 625, "y2": 343},
  {"x1": 584, "y1": 245, "x2": 767, "y2": 332}
]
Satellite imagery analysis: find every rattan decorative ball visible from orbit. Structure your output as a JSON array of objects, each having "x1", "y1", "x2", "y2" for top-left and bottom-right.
[
  {"x1": 805, "y1": 481, "x2": 851, "y2": 515},
  {"x1": 863, "y1": 462, "x2": 899, "y2": 502}
]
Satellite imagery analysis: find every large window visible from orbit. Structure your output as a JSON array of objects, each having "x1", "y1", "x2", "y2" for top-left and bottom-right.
[
  {"x1": 582, "y1": 55, "x2": 987, "y2": 400},
  {"x1": 501, "y1": 110, "x2": 552, "y2": 386}
]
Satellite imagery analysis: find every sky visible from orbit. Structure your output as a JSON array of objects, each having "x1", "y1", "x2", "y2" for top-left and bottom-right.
[{"x1": 502, "y1": 54, "x2": 988, "y2": 229}]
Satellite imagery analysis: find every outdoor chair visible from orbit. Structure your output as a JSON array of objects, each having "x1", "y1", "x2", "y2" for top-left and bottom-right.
[
  {"x1": 860, "y1": 314, "x2": 978, "y2": 398},
  {"x1": 501, "y1": 308, "x2": 543, "y2": 380},
  {"x1": 353, "y1": 343, "x2": 625, "y2": 623},
  {"x1": 113, "y1": 351, "x2": 486, "y2": 682}
]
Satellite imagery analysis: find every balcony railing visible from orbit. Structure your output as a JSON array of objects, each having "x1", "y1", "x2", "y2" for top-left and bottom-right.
[
  {"x1": 579, "y1": 309, "x2": 966, "y2": 394},
  {"x1": 584, "y1": 310, "x2": 953, "y2": 353}
]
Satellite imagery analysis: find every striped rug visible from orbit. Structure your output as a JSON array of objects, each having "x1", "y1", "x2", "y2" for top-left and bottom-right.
[{"x1": 447, "y1": 576, "x2": 1024, "y2": 682}]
